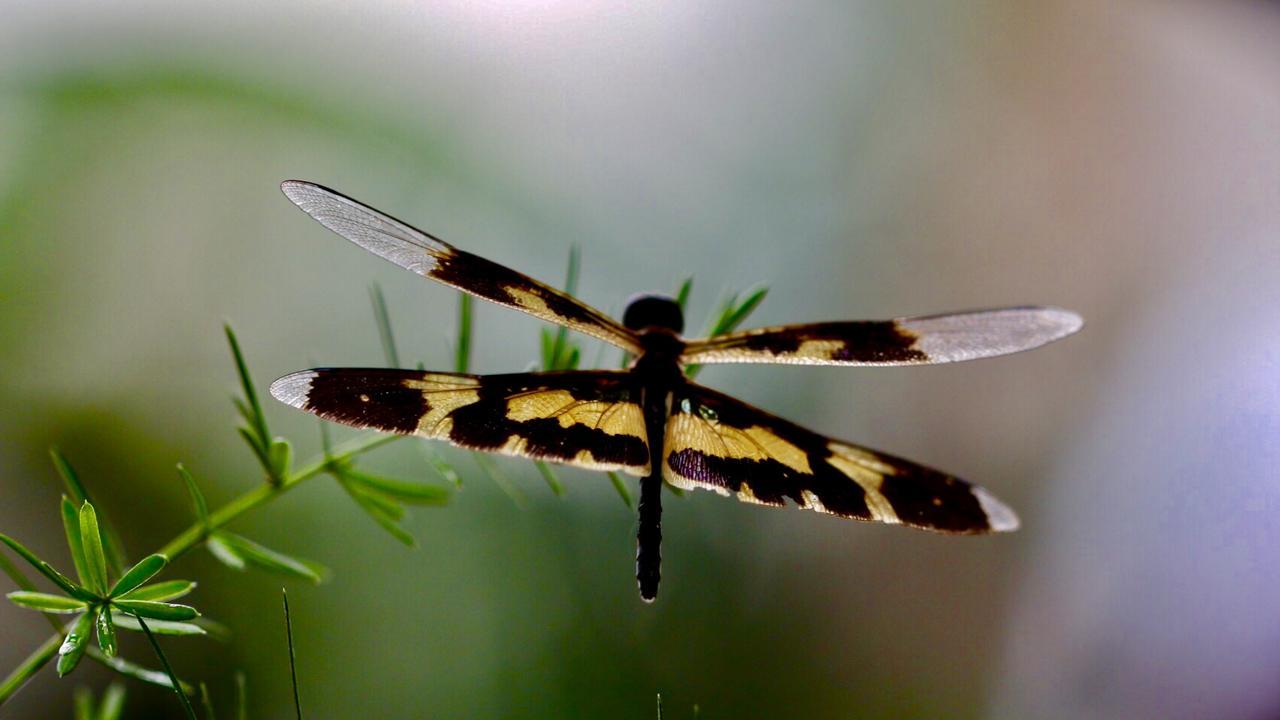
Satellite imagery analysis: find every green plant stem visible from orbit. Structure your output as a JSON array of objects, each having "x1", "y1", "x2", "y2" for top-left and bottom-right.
[
  {"x1": 282, "y1": 590, "x2": 303, "y2": 720},
  {"x1": 0, "y1": 549, "x2": 67, "y2": 636},
  {"x1": 0, "y1": 549, "x2": 37, "y2": 592},
  {"x1": 134, "y1": 615, "x2": 197, "y2": 720},
  {"x1": 158, "y1": 433, "x2": 399, "y2": 560},
  {"x1": 0, "y1": 432, "x2": 400, "y2": 708},
  {"x1": 0, "y1": 633, "x2": 60, "y2": 704}
]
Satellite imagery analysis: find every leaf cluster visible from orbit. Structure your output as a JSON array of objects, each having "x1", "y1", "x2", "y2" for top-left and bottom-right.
[{"x1": 2, "y1": 497, "x2": 200, "y2": 678}]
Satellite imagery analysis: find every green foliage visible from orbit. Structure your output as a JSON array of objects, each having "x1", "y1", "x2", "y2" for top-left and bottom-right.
[
  {"x1": 542, "y1": 245, "x2": 581, "y2": 373},
  {"x1": 57, "y1": 610, "x2": 96, "y2": 676},
  {"x1": 368, "y1": 283, "x2": 401, "y2": 368},
  {"x1": 7, "y1": 592, "x2": 87, "y2": 613},
  {"x1": 112, "y1": 612, "x2": 206, "y2": 636},
  {"x1": 226, "y1": 326, "x2": 296, "y2": 485},
  {"x1": 339, "y1": 466, "x2": 449, "y2": 545},
  {"x1": 206, "y1": 532, "x2": 326, "y2": 584},
  {"x1": 2, "y1": 500, "x2": 201, "y2": 678},
  {"x1": 283, "y1": 590, "x2": 303, "y2": 720},
  {"x1": 455, "y1": 293, "x2": 473, "y2": 375},
  {"x1": 674, "y1": 278, "x2": 693, "y2": 313},
  {"x1": 73, "y1": 681, "x2": 126, "y2": 720},
  {"x1": 685, "y1": 285, "x2": 768, "y2": 379},
  {"x1": 607, "y1": 472, "x2": 634, "y2": 510},
  {"x1": 135, "y1": 614, "x2": 198, "y2": 720},
  {"x1": 50, "y1": 448, "x2": 127, "y2": 578},
  {"x1": 176, "y1": 464, "x2": 210, "y2": 529}
]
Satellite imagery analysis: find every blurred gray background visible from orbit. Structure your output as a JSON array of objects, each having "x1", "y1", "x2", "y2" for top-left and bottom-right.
[{"x1": 2, "y1": 1, "x2": 1278, "y2": 718}]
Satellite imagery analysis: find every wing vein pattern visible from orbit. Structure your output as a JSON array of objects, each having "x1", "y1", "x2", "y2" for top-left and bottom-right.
[
  {"x1": 281, "y1": 181, "x2": 642, "y2": 353},
  {"x1": 680, "y1": 306, "x2": 1082, "y2": 366}
]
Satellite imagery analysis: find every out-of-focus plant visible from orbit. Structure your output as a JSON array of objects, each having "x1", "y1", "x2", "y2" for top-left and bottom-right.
[{"x1": 0, "y1": 302, "x2": 452, "y2": 711}]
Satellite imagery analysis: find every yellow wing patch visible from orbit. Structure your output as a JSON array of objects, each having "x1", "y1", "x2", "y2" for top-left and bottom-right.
[
  {"x1": 663, "y1": 409, "x2": 811, "y2": 503},
  {"x1": 404, "y1": 374, "x2": 481, "y2": 437},
  {"x1": 825, "y1": 443, "x2": 900, "y2": 524},
  {"x1": 506, "y1": 389, "x2": 646, "y2": 438}
]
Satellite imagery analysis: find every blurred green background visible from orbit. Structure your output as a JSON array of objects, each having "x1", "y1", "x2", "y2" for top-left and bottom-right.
[{"x1": 3, "y1": 2, "x2": 1279, "y2": 718}]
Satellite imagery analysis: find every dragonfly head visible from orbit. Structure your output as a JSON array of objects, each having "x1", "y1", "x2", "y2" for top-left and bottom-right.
[{"x1": 623, "y1": 294, "x2": 684, "y2": 335}]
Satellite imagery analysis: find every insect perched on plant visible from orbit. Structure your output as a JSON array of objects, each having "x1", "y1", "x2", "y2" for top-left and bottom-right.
[{"x1": 269, "y1": 181, "x2": 1083, "y2": 602}]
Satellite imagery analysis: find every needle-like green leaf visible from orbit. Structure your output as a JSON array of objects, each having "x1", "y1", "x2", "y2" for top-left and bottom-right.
[
  {"x1": 564, "y1": 243, "x2": 581, "y2": 294},
  {"x1": 60, "y1": 497, "x2": 91, "y2": 586},
  {"x1": 539, "y1": 327, "x2": 555, "y2": 372},
  {"x1": 49, "y1": 449, "x2": 127, "y2": 577},
  {"x1": 133, "y1": 614, "x2": 198, "y2": 720},
  {"x1": 340, "y1": 478, "x2": 405, "y2": 519},
  {"x1": 455, "y1": 293, "x2": 473, "y2": 374},
  {"x1": 534, "y1": 461, "x2": 566, "y2": 496},
  {"x1": 73, "y1": 686, "x2": 94, "y2": 720},
  {"x1": 50, "y1": 447, "x2": 90, "y2": 504},
  {"x1": 58, "y1": 608, "x2": 97, "y2": 676},
  {"x1": 607, "y1": 472, "x2": 635, "y2": 510},
  {"x1": 369, "y1": 282, "x2": 401, "y2": 367},
  {"x1": 212, "y1": 532, "x2": 326, "y2": 583},
  {"x1": 78, "y1": 503, "x2": 109, "y2": 596},
  {"x1": 688, "y1": 285, "x2": 770, "y2": 378},
  {"x1": 89, "y1": 648, "x2": 195, "y2": 693},
  {"x1": 236, "y1": 671, "x2": 248, "y2": 720},
  {"x1": 719, "y1": 286, "x2": 768, "y2": 334},
  {"x1": 421, "y1": 447, "x2": 462, "y2": 488},
  {"x1": 283, "y1": 590, "x2": 303, "y2": 720},
  {"x1": 341, "y1": 480, "x2": 414, "y2": 546},
  {"x1": 199, "y1": 683, "x2": 217, "y2": 720},
  {"x1": 269, "y1": 438, "x2": 293, "y2": 479},
  {"x1": 544, "y1": 246, "x2": 583, "y2": 372},
  {"x1": 0, "y1": 546, "x2": 35, "y2": 593},
  {"x1": 341, "y1": 468, "x2": 450, "y2": 505},
  {"x1": 7, "y1": 591, "x2": 87, "y2": 613},
  {"x1": 225, "y1": 324, "x2": 269, "y2": 455},
  {"x1": 113, "y1": 600, "x2": 199, "y2": 622},
  {"x1": 232, "y1": 397, "x2": 255, "y2": 429},
  {"x1": 175, "y1": 465, "x2": 209, "y2": 528},
  {"x1": 96, "y1": 608, "x2": 117, "y2": 657},
  {"x1": 112, "y1": 612, "x2": 207, "y2": 636},
  {"x1": 674, "y1": 277, "x2": 693, "y2": 312},
  {"x1": 97, "y1": 682, "x2": 126, "y2": 720},
  {"x1": 473, "y1": 453, "x2": 525, "y2": 508},
  {"x1": 0, "y1": 532, "x2": 90, "y2": 600},
  {"x1": 121, "y1": 580, "x2": 196, "y2": 602},
  {"x1": 205, "y1": 534, "x2": 247, "y2": 571},
  {"x1": 109, "y1": 554, "x2": 167, "y2": 598},
  {"x1": 236, "y1": 426, "x2": 273, "y2": 476}
]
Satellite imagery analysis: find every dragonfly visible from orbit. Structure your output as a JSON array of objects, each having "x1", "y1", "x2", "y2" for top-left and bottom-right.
[{"x1": 269, "y1": 180, "x2": 1083, "y2": 602}]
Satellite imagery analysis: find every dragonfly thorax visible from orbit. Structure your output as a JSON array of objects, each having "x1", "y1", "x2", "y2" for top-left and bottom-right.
[{"x1": 623, "y1": 294, "x2": 683, "y2": 334}]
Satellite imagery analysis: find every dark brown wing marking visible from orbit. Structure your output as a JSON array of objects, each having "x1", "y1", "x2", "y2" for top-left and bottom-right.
[
  {"x1": 271, "y1": 368, "x2": 650, "y2": 475},
  {"x1": 662, "y1": 383, "x2": 1017, "y2": 533},
  {"x1": 680, "y1": 306, "x2": 1082, "y2": 367},
  {"x1": 280, "y1": 181, "x2": 643, "y2": 354}
]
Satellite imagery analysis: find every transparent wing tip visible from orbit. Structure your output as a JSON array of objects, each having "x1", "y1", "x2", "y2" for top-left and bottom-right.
[
  {"x1": 269, "y1": 371, "x2": 317, "y2": 409},
  {"x1": 973, "y1": 487, "x2": 1020, "y2": 532},
  {"x1": 1037, "y1": 306, "x2": 1085, "y2": 339},
  {"x1": 280, "y1": 179, "x2": 327, "y2": 208}
]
